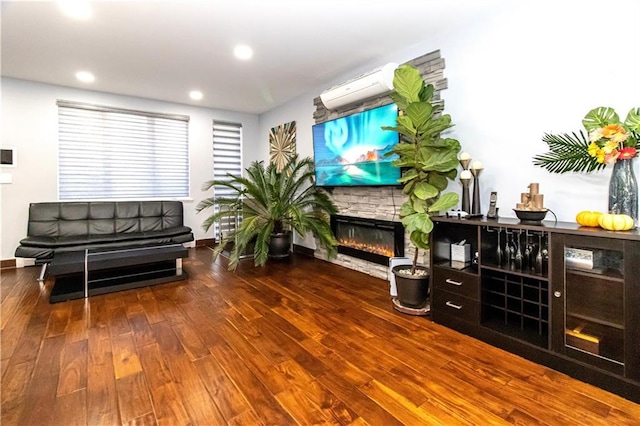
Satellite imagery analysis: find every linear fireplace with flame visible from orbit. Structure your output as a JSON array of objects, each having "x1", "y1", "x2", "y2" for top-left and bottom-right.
[{"x1": 330, "y1": 215, "x2": 404, "y2": 265}]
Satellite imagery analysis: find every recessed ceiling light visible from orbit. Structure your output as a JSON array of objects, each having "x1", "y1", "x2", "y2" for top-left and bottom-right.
[
  {"x1": 189, "y1": 90, "x2": 203, "y2": 101},
  {"x1": 58, "y1": 0, "x2": 92, "y2": 19},
  {"x1": 234, "y1": 45, "x2": 253, "y2": 60},
  {"x1": 75, "y1": 71, "x2": 95, "y2": 83}
]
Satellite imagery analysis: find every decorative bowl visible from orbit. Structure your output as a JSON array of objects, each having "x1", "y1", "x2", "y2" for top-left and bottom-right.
[{"x1": 513, "y1": 208, "x2": 548, "y2": 224}]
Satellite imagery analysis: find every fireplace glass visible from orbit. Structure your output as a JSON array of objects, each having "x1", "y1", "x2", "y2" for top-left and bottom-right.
[{"x1": 331, "y1": 215, "x2": 404, "y2": 265}]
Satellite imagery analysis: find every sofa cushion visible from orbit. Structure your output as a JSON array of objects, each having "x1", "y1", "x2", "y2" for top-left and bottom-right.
[{"x1": 19, "y1": 226, "x2": 193, "y2": 248}]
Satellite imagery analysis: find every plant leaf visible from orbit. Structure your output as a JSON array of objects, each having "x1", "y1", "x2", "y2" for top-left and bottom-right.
[
  {"x1": 396, "y1": 115, "x2": 417, "y2": 136},
  {"x1": 402, "y1": 212, "x2": 434, "y2": 235},
  {"x1": 392, "y1": 65, "x2": 424, "y2": 103},
  {"x1": 533, "y1": 131, "x2": 606, "y2": 174},
  {"x1": 414, "y1": 213, "x2": 434, "y2": 234},
  {"x1": 428, "y1": 172, "x2": 448, "y2": 191},
  {"x1": 398, "y1": 168, "x2": 418, "y2": 183},
  {"x1": 412, "y1": 198, "x2": 427, "y2": 213},
  {"x1": 413, "y1": 181, "x2": 439, "y2": 200},
  {"x1": 582, "y1": 107, "x2": 619, "y2": 132},
  {"x1": 428, "y1": 192, "x2": 458, "y2": 213},
  {"x1": 419, "y1": 84, "x2": 435, "y2": 104},
  {"x1": 399, "y1": 201, "x2": 415, "y2": 218},
  {"x1": 417, "y1": 147, "x2": 459, "y2": 172},
  {"x1": 381, "y1": 125, "x2": 415, "y2": 141},
  {"x1": 410, "y1": 230, "x2": 430, "y2": 250},
  {"x1": 419, "y1": 115, "x2": 452, "y2": 141},
  {"x1": 406, "y1": 102, "x2": 433, "y2": 131},
  {"x1": 625, "y1": 107, "x2": 640, "y2": 134}
]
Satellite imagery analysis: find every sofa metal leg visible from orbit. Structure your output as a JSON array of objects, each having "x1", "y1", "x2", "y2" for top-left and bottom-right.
[{"x1": 37, "y1": 263, "x2": 48, "y2": 282}]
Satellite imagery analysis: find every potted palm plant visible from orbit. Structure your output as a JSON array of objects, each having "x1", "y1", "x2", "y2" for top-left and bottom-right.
[
  {"x1": 196, "y1": 155, "x2": 338, "y2": 270},
  {"x1": 383, "y1": 64, "x2": 461, "y2": 308}
]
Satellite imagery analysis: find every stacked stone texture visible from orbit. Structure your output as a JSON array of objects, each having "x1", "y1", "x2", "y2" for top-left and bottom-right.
[{"x1": 313, "y1": 50, "x2": 445, "y2": 280}]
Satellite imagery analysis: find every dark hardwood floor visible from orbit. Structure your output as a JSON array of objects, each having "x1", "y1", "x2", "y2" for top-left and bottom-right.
[{"x1": 2, "y1": 247, "x2": 640, "y2": 425}]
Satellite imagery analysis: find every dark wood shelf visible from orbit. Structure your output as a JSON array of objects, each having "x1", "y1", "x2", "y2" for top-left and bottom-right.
[
  {"x1": 433, "y1": 260, "x2": 477, "y2": 274},
  {"x1": 480, "y1": 315, "x2": 548, "y2": 348},
  {"x1": 566, "y1": 311, "x2": 624, "y2": 330},
  {"x1": 480, "y1": 264, "x2": 548, "y2": 281},
  {"x1": 433, "y1": 215, "x2": 640, "y2": 241},
  {"x1": 566, "y1": 267, "x2": 624, "y2": 282},
  {"x1": 483, "y1": 303, "x2": 549, "y2": 323},
  {"x1": 484, "y1": 291, "x2": 549, "y2": 308}
]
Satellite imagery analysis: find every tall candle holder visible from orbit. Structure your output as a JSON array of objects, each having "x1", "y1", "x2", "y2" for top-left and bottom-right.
[
  {"x1": 470, "y1": 162, "x2": 483, "y2": 216},
  {"x1": 460, "y1": 169, "x2": 472, "y2": 213},
  {"x1": 459, "y1": 154, "x2": 471, "y2": 172},
  {"x1": 459, "y1": 152, "x2": 472, "y2": 213}
]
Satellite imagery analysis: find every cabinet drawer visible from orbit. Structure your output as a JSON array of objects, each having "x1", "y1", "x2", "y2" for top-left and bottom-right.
[
  {"x1": 432, "y1": 289, "x2": 479, "y2": 324},
  {"x1": 433, "y1": 267, "x2": 479, "y2": 300}
]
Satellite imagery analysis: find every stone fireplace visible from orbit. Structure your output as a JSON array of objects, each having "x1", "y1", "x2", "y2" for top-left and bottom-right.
[
  {"x1": 311, "y1": 49, "x2": 445, "y2": 279},
  {"x1": 313, "y1": 186, "x2": 424, "y2": 280}
]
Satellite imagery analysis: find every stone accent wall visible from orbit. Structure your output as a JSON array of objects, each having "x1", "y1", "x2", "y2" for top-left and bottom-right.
[{"x1": 313, "y1": 50, "x2": 446, "y2": 280}]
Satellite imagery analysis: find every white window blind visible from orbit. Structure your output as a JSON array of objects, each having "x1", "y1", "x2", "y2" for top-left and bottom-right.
[
  {"x1": 212, "y1": 120, "x2": 243, "y2": 240},
  {"x1": 57, "y1": 100, "x2": 189, "y2": 200}
]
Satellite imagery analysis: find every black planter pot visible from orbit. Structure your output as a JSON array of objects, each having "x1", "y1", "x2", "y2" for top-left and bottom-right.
[
  {"x1": 392, "y1": 265, "x2": 430, "y2": 308},
  {"x1": 268, "y1": 231, "x2": 292, "y2": 259}
]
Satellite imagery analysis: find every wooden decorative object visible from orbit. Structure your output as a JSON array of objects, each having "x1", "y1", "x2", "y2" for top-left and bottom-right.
[
  {"x1": 269, "y1": 121, "x2": 296, "y2": 172},
  {"x1": 566, "y1": 326, "x2": 601, "y2": 355},
  {"x1": 516, "y1": 182, "x2": 546, "y2": 211}
]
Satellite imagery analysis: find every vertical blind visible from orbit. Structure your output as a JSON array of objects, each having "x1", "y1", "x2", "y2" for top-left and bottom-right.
[
  {"x1": 212, "y1": 120, "x2": 243, "y2": 240},
  {"x1": 57, "y1": 100, "x2": 190, "y2": 200}
]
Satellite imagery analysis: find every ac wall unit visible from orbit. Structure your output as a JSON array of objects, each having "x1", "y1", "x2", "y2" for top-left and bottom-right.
[{"x1": 320, "y1": 62, "x2": 398, "y2": 110}]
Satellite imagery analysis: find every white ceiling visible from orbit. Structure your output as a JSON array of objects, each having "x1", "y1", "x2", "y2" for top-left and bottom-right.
[{"x1": 1, "y1": 0, "x2": 503, "y2": 114}]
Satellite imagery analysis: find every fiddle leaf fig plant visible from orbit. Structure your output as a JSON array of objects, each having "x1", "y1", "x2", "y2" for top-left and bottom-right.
[{"x1": 383, "y1": 64, "x2": 461, "y2": 273}]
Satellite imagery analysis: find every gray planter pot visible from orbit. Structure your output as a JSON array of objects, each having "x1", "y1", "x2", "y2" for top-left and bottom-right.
[
  {"x1": 392, "y1": 265, "x2": 430, "y2": 308},
  {"x1": 268, "y1": 231, "x2": 292, "y2": 259}
]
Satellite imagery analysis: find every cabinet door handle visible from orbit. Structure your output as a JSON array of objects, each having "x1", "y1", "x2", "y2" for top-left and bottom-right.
[
  {"x1": 445, "y1": 278, "x2": 463, "y2": 286},
  {"x1": 445, "y1": 301, "x2": 463, "y2": 310}
]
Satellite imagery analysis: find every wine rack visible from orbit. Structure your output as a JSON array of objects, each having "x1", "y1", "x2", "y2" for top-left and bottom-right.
[{"x1": 481, "y1": 269, "x2": 549, "y2": 347}]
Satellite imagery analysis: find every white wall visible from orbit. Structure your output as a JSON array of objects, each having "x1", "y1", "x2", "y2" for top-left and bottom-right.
[
  {"x1": 1, "y1": 78, "x2": 260, "y2": 262},
  {"x1": 259, "y1": 0, "x2": 640, "y2": 228},
  {"x1": 259, "y1": 92, "x2": 318, "y2": 247},
  {"x1": 436, "y1": 1, "x2": 640, "y2": 219},
  {"x1": 5, "y1": 1, "x2": 639, "y2": 261}
]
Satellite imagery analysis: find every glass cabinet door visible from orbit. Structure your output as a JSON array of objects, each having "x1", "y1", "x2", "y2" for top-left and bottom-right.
[{"x1": 561, "y1": 237, "x2": 625, "y2": 374}]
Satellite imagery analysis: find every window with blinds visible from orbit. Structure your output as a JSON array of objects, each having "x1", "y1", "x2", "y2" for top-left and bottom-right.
[
  {"x1": 212, "y1": 120, "x2": 243, "y2": 240},
  {"x1": 57, "y1": 100, "x2": 189, "y2": 200}
]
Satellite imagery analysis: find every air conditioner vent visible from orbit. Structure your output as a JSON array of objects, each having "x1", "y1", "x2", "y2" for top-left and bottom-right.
[{"x1": 320, "y1": 63, "x2": 398, "y2": 110}]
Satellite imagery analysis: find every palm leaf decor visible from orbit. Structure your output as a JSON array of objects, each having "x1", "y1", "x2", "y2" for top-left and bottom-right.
[
  {"x1": 532, "y1": 131, "x2": 606, "y2": 174},
  {"x1": 196, "y1": 155, "x2": 338, "y2": 270}
]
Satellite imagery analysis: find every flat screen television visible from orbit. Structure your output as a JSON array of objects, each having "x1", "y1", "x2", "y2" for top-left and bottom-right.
[{"x1": 312, "y1": 103, "x2": 400, "y2": 187}]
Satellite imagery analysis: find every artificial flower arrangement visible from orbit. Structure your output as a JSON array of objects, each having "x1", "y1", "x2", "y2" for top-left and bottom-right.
[{"x1": 533, "y1": 107, "x2": 640, "y2": 174}]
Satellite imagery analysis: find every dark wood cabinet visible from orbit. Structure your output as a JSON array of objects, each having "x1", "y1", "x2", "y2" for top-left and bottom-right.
[
  {"x1": 431, "y1": 216, "x2": 640, "y2": 403},
  {"x1": 550, "y1": 233, "x2": 640, "y2": 381}
]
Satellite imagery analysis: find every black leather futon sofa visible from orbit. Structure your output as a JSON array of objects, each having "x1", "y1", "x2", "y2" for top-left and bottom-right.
[{"x1": 15, "y1": 201, "x2": 194, "y2": 279}]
